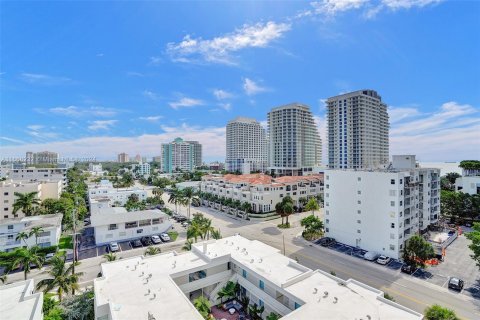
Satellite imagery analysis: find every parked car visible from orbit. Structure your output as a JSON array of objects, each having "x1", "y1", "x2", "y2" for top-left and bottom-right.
[
  {"x1": 376, "y1": 255, "x2": 391, "y2": 265},
  {"x1": 109, "y1": 242, "x2": 119, "y2": 252},
  {"x1": 317, "y1": 237, "x2": 336, "y2": 247},
  {"x1": 45, "y1": 253, "x2": 56, "y2": 262},
  {"x1": 160, "y1": 233, "x2": 171, "y2": 242},
  {"x1": 448, "y1": 230, "x2": 456, "y2": 236},
  {"x1": 151, "y1": 235, "x2": 162, "y2": 244},
  {"x1": 141, "y1": 237, "x2": 152, "y2": 246},
  {"x1": 401, "y1": 263, "x2": 415, "y2": 274},
  {"x1": 363, "y1": 251, "x2": 380, "y2": 261},
  {"x1": 131, "y1": 239, "x2": 142, "y2": 248},
  {"x1": 448, "y1": 277, "x2": 464, "y2": 291},
  {"x1": 181, "y1": 221, "x2": 190, "y2": 227}
]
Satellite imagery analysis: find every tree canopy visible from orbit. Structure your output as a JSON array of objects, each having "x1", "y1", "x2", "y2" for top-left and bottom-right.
[{"x1": 465, "y1": 222, "x2": 480, "y2": 270}]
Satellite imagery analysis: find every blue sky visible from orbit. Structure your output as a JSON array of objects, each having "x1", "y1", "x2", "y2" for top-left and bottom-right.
[{"x1": 1, "y1": 0, "x2": 479, "y2": 162}]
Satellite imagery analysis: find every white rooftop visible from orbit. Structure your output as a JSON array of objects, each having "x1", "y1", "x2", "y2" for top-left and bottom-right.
[{"x1": 0, "y1": 279, "x2": 43, "y2": 320}]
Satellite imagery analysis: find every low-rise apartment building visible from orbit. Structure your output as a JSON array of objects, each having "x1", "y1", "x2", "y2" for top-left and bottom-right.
[
  {"x1": 324, "y1": 155, "x2": 440, "y2": 259},
  {"x1": 0, "y1": 180, "x2": 62, "y2": 220},
  {"x1": 131, "y1": 162, "x2": 151, "y2": 177},
  {"x1": 0, "y1": 214, "x2": 63, "y2": 252},
  {"x1": 10, "y1": 167, "x2": 67, "y2": 186},
  {"x1": 0, "y1": 279, "x2": 43, "y2": 320},
  {"x1": 91, "y1": 206, "x2": 171, "y2": 245},
  {"x1": 200, "y1": 173, "x2": 323, "y2": 214},
  {"x1": 94, "y1": 235, "x2": 422, "y2": 320},
  {"x1": 88, "y1": 180, "x2": 147, "y2": 210}
]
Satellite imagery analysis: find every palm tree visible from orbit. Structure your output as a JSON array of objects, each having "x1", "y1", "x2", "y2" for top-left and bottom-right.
[
  {"x1": 103, "y1": 252, "x2": 117, "y2": 262},
  {"x1": 9, "y1": 247, "x2": 44, "y2": 280},
  {"x1": 187, "y1": 222, "x2": 203, "y2": 242},
  {"x1": 276, "y1": 196, "x2": 294, "y2": 226},
  {"x1": 248, "y1": 303, "x2": 265, "y2": 320},
  {"x1": 15, "y1": 231, "x2": 30, "y2": 247},
  {"x1": 13, "y1": 191, "x2": 41, "y2": 216},
  {"x1": 211, "y1": 228, "x2": 222, "y2": 240},
  {"x1": 182, "y1": 187, "x2": 200, "y2": 220},
  {"x1": 144, "y1": 246, "x2": 161, "y2": 256},
  {"x1": 193, "y1": 295, "x2": 211, "y2": 319},
  {"x1": 168, "y1": 187, "x2": 183, "y2": 215},
  {"x1": 305, "y1": 197, "x2": 320, "y2": 217},
  {"x1": 0, "y1": 274, "x2": 7, "y2": 284},
  {"x1": 36, "y1": 255, "x2": 83, "y2": 302},
  {"x1": 283, "y1": 202, "x2": 294, "y2": 225},
  {"x1": 29, "y1": 227, "x2": 44, "y2": 245},
  {"x1": 217, "y1": 281, "x2": 238, "y2": 303},
  {"x1": 266, "y1": 312, "x2": 280, "y2": 320},
  {"x1": 182, "y1": 239, "x2": 193, "y2": 251}
]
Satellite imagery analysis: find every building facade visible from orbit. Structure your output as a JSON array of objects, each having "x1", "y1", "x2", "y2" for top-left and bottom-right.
[
  {"x1": 226, "y1": 117, "x2": 268, "y2": 174},
  {"x1": 0, "y1": 280, "x2": 43, "y2": 320},
  {"x1": 200, "y1": 173, "x2": 323, "y2": 214},
  {"x1": 9, "y1": 167, "x2": 67, "y2": 186},
  {"x1": 117, "y1": 153, "x2": 130, "y2": 163},
  {"x1": 327, "y1": 90, "x2": 389, "y2": 169},
  {"x1": 26, "y1": 151, "x2": 59, "y2": 165},
  {"x1": 0, "y1": 214, "x2": 63, "y2": 252},
  {"x1": 161, "y1": 138, "x2": 202, "y2": 173},
  {"x1": 324, "y1": 155, "x2": 440, "y2": 259},
  {"x1": 0, "y1": 180, "x2": 62, "y2": 220},
  {"x1": 94, "y1": 235, "x2": 422, "y2": 320},
  {"x1": 88, "y1": 180, "x2": 148, "y2": 210},
  {"x1": 268, "y1": 103, "x2": 322, "y2": 176},
  {"x1": 131, "y1": 162, "x2": 151, "y2": 177},
  {"x1": 455, "y1": 176, "x2": 480, "y2": 195}
]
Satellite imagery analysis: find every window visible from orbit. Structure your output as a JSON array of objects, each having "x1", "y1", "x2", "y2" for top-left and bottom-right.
[
  {"x1": 400, "y1": 179, "x2": 403, "y2": 184},
  {"x1": 391, "y1": 179, "x2": 395, "y2": 185},
  {"x1": 259, "y1": 299, "x2": 264, "y2": 307},
  {"x1": 390, "y1": 201, "x2": 395, "y2": 207},
  {"x1": 357, "y1": 177, "x2": 361, "y2": 182},
  {"x1": 357, "y1": 190, "x2": 361, "y2": 195},
  {"x1": 357, "y1": 210, "x2": 361, "y2": 214},
  {"x1": 326, "y1": 184, "x2": 329, "y2": 189},
  {"x1": 108, "y1": 224, "x2": 118, "y2": 230},
  {"x1": 3, "y1": 192, "x2": 8, "y2": 196},
  {"x1": 242, "y1": 269, "x2": 247, "y2": 278},
  {"x1": 357, "y1": 200, "x2": 361, "y2": 204},
  {"x1": 119, "y1": 231, "x2": 126, "y2": 236},
  {"x1": 106, "y1": 234, "x2": 113, "y2": 239},
  {"x1": 389, "y1": 190, "x2": 396, "y2": 196},
  {"x1": 326, "y1": 210, "x2": 329, "y2": 215},
  {"x1": 7, "y1": 225, "x2": 13, "y2": 230},
  {"x1": 389, "y1": 245, "x2": 395, "y2": 251},
  {"x1": 139, "y1": 219, "x2": 151, "y2": 227},
  {"x1": 38, "y1": 231, "x2": 51, "y2": 237},
  {"x1": 125, "y1": 221, "x2": 138, "y2": 229},
  {"x1": 326, "y1": 219, "x2": 329, "y2": 224},
  {"x1": 390, "y1": 233, "x2": 395, "y2": 239},
  {"x1": 152, "y1": 218, "x2": 161, "y2": 225},
  {"x1": 3, "y1": 208, "x2": 8, "y2": 211},
  {"x1": 295, "y1": 302, "x2": 301, "y2": 310},
  {"x1": 259, "y1": 280, "x2": 265, "y2": 290},
  {"x1": 137, "y1": 229, "x2": 143, "y2": 234},
  {"x1": 325, "y1": 227, "x2": 329, "y2": 232},
  {"x1": 7, "y1": 235, "x2": 13, "y2": 240},
  {"x1": 391, "y1": 223, "x2": 395, "y2": 228},
  {"x1": 357, "y1": 220, "x2": 361, "y2": 224}
]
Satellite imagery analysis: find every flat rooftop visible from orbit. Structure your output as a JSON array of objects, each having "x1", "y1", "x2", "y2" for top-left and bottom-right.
[
  {"x1": 0, "y1": 279, "x2": 42, "y2": 320},
  {"x1": 0, "y1": 213, "x2": 62, "y2": 229}
]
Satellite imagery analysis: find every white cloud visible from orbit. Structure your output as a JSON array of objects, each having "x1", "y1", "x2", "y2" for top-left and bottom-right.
[
  {"x1": 381, "y1": 0, "x2": 442, "y2": 10},
  {"x1": 168, "y1": 97, "x2": 204, "y2": 109},
  {"x1": 311, "y1": 0, "x2": 369, "y2": 16},
  {"x1": 143, "y1": 90, "x2": 160, "y2": 101},
  {"x1": 19, "y1": 73, "x2": 72, "y2": 85},
  {"x1": 25, "y1": 125, "x2": 59, "y2": 140},
  {"x1": 138, "y1": 115, "x2": 163, "y2": 122},
  {"x1": 149, "y1": 56, "x2": 162, "y2": 65},
  {"x1": 218, "y1": 103, "x2": 232, "y2": 111},
  {"x1": 387, "y1": 106, "x2": 421, "y2": 123},
  {"x1": 88, "y1": 120, "x2": 118, "y2": 131},
  {"x1": 27, "y1": 125, "x2": 44, "y2": 131},
  {"x1": 213, "y1": 89, "x2": 234, "y2": 100},
  {"x1": 166, "y1": 21, "x2": 291, "y2": 65},
  {"x1": 0, "y1": 136, "x2": 25, "y2": 144},
  {"x1": 243, "y1": 78, "x2": 268, "y2": 96},
  {"x1": 40, "y1": 106, "x2": 119, "y2": 118},
  {"x1": 127, "y1": 71, "x2": 145, "y2": 77}
]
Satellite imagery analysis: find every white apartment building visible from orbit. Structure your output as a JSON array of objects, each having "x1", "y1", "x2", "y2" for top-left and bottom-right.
[
  {"x1": 0, "y1": 164, "x2": 12, "y2": 179},
  {"x1": 0, "y1": 279, "x2": 43, "y2": 320},
  {"x1": 0, "y1": 180, "x2": 62, "y2": 220},
  {"x1": 161, "y1": 138, "x2": 202, "y2": 173},
  {"x1": 94, "y1": 235, "x2": 422, "y2": 320},
  {"x1": 327, "y1": 90, "x2": 389, "y2": 169},
  {"x1": 200, "y1": 174, "x2": 323, "y2": 214},
  {"x1": 455, "y1": 176, "x2": 480, "y2": 195},
  {"x1": 26, "y1": 150, "x2": 59, "y2": 165},
  {"x1": 117, "y1": 153, "x2": 129, "y2": 163},
  {"x1": 324, "y1": 155, "x2": 440, "y2": 259},
  {"x1": 91, "y1": 206, "x2": 171, "y2": 245},
  {"x1": 9, "y1": 167, "x2": 67, "y2": 186},
  {"x1": 131, "y1": 162, "x2": 151, "y2": 177},
  {"x1": 268, "y1": 103, "x2": 322, "y2": 176},
  {"x1": 88, "y1": 163, "x2": 104, "y2": 176},
  {"x1": 0, "y1": 214, "x2": 63, "y2": 252},
  {"x1": 226, "y1": 117, "x2": 268, "y2": 174},
  {"x1": 88, "y1": 180, "x2": 147, "y2": 210}
]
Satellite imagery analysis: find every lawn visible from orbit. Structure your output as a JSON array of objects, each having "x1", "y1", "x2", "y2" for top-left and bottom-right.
[
  {"x1": 168, "y1": 231, "x2": 179, "y2": 241},
  {"x1": 58, "y1": 235, "x2": 73, "y2": 250}
]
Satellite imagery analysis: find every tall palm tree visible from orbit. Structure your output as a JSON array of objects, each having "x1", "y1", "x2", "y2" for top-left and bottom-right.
[
  {"x1": 29, "y1": 227, "x2": 44, "y2": 245},
  {"x1": 36, "y1": 255, "x2": 83, "y2": 302},
  {"x1": 211, "y1": 228, "x2": 222, "y2": 240},
  {"x1": 144, "y1": 246, "x2": 161, "y2": 256},
  {"x1": 9, "y1": 247, "x2": 44, "y2": 280},
  {"x1": 305, "y1": 197, "x2": 320, "y2": 217},
  {"x1": 15, "y1": 231, "x2": 30, "y2": 247},
  {"x1": 182, "y1": 187, "x2": 200, "y2": 220},
  {"x1": 168, "y1": 187, "x2": 183, "y2": 215},
  {"x1": 283, "y1": 202, "x2": 294, "y2": 225},
  {"x1": 187, "y1": 222, "x2": 203, "y2": 242},
  {"x1": 182, "y1": 239, "x2": 193, "y2": 251},
  {"x1": 103, "y1": 252, "x2": 117, "y2": 262},
  {"x1": 13, "y1": 191, "x2": 41, "y2": 216}
]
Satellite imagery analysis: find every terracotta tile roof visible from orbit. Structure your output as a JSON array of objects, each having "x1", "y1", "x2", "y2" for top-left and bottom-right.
[
  {"x1": 223, "y1": 173, "x2": 273, "y2": 185},
  {"x1": 274, "y1": 174, "x2": 324, "y2": 184}
]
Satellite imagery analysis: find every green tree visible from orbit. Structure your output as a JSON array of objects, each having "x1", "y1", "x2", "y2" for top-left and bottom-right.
[
  {"x1": 103, "y1": 252, "x2": 117, "y2": 262},
  {"x1": 13, "y1": 191, "x2": 41, "y2": 216},
  {"x1": 465, "y1": 222, "x2": 480, "y2": 269},
  {"x1": 304, "y1": 197, "x2": 320, "y2": 217},
  {"x1": 144, "y1": 246, "x2": 161, "y2": 256},
  {"x1": 42, "y1": 295, "x2": 58, "y2": 315},
  {"x1": 193, "y1": 295, "x2": 211, "y2": 319},
  {"x1": 61, "y1": 289, "x2": 95, "y2": 320},
  {"x1": 7, "y1": 246, "x2": 44, "y2": 280},
  {"x1": 248, "y1": 303, "x2": 265, "y2": 320},
  {"x1": 266, "y1": 312, "x2": 281, "y2": 320},
  {"x1": 403, "y1": 235, "x2": 435, "y2": 268},
  {"x1": 211, "y1": 228, "x2": 222, "y2": 240},
  {"x1": 182, "y1": 187, "x2": 201, "y2": 220},
  {"x1": 15, "y1": 231, "x2": 30, "y2": 246},
  {"x1": 424, "y1": 305, "x2": 458, "y2": 320},
  {"x1": 29, "y1": 226, "x2": 44, "y2": 245},
  {"x1": 217, "y1": 281, "x2": 238, "y2": 303},
  {"x1": 300, "y1": 214, "x2": 324, "y2": 240},
  {"x1": 0, "y1": 274, "x2": 7, "y2": 284},
  {"x1": 168, "y1": 187, "x2": 184, "y2": 215},
  {"x1": 182, "y1": 239, "x2": 194, "y2": 251},
  {"x1": 36, "y1": 255, "x2": 83, "y2": 302}
]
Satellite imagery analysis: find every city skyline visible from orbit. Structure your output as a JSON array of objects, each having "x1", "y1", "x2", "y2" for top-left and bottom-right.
[{"x1": 1, "y1": 1, "x2": 479, "y2": 162}]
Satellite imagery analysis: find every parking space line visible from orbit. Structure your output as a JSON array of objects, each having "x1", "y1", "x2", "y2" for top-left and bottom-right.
[
  {"x1": 442, "y1": 278, "x2": 450, "y2": 288},
  {"x1": 96, "y1": 247, "x2": 99, "y2": 257}
]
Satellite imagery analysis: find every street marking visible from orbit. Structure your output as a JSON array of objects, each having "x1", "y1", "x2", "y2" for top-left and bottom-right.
[{"x1": 442, "y1": 278, "x2": 450, "y2": 288}]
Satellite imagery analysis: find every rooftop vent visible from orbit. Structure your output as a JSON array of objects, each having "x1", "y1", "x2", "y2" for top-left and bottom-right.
[
  {"x1": 333, "y1": 297, "x2": 338, "y2": 304},
  {"x1": 313, "y1": 288, "x2": 318, "y2": 294},
  {"x1": 145, "y1": 289, "x2": 151, "y2": 296},
  {"x1": 366, "y1": 316, "x2": 371, "y2": 320},
  {"x1": 148, "y1": 312, "x2": 156, "y2": 320},
  {"x1": 150, "y1": 293, "x2": 156, "y2": 300},
  {"x1": 258, "y1": 258, "x2": 263, "y2": 263},
  {"x1": 139, "y1": 271, "x2": 144, "y2": 277},
  {"x1": 323, "y1": 291, "x2": 328, "y2": 298}
]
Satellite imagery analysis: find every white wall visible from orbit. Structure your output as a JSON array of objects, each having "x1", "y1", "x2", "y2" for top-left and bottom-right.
[
  {"x1": 94, "y1": 218, "x2": 172, "y2": 245},
  {"x1": 456, "y1": 176, "x2": 480, "y2": 195}
]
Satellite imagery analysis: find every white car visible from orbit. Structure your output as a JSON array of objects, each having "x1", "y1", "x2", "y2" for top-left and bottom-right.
[
  {"x1": 376, "y1": 255, "x2": 391, "y2": 265},
  {"x1": 363, "y1": 251, "x2": 380, "y2": 261},
  {"x1": 109, "y1": 242, "x2": 119, "y2": 252},
  {"x1": 45, "y1": 253, "x2": 56, "y2": 261},
  {"x1": 151, "y1": 235, "x2": 162, "y2": 244},
  {"x1": 160, "y1": 233, "x2": 171, "y2": 242}
]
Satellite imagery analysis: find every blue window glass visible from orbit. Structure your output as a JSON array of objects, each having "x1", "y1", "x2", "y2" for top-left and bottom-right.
[
  {"x1": 295, "y1": 302, "x2": 301, "y2": 309},
  {"x1": 259, "y1": 299, "x2": 264, "y2": 307},
  {"x1": 259, "y1": 280, "x2": 265, "y2": 290},
  {"x1": 242, "y1": 269, "x2": 247, "y2": 278}
]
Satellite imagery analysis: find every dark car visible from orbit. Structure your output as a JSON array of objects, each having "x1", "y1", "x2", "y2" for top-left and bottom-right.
[
  {"x1": 401, "y1": 264, "x2": 415, "y2": 274},
  {"x1": 448, "y1": 277, "x2": 464, "y2": 291},
  {"x1": 316, "y1": 237, "x2": 336, "y2": 247},
  {"x1": 131, "y1": 239, "x2": 142, "y2": 248},
  {"x1": 141, "y1": 236, "x2": 152, "y2": 246}
]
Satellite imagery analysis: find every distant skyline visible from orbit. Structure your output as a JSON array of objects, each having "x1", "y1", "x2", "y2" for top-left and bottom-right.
[{"x1": 1, "y1": 1, "x2": 479, "y2": 162}]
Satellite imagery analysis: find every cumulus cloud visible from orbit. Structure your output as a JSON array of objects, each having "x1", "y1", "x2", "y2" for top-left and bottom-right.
[
  {"x1": 168, "y1": 97, "x2": 204, "y2": 109},
  {"x1": 19, "y1": 73, "x2": 72, "y2": 85},
  {"x1": 88, "y1": 120, "x2": 118, "y2": 131},
  {"x1": 243, "y1": 78, "x2": 268, "y2": 96},
  {"x1": 166, "y1": 21, "x2": 291, "y2": 65}
]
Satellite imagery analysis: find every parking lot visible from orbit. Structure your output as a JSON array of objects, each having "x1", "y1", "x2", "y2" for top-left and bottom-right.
[{"x1": 314, "y1": 234, "x2": 479, "y2": 299}]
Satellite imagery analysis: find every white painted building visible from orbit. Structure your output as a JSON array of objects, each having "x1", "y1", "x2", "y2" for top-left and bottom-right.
[
  {"x1": 0, "y1": 279, "x2": 43, "y2": 320},
  {"x1": 226, "y1": 117, "x2": 268, "y2": 174},
  {"x1": 0, "y1": 214, "x2": 63, "y2": 252},
  {"x1": 200, "y1": 174, "x2": 323, "y2": 214},
  {"x1": 88, "y1": 180, "x2": 147, "y2": 209},
  {"x1": 131, "y1": 162, "x2": 151, "y2": 177},
  {"x1": 327, "y1": 90, "x2": 389, "y2": 169},
  {"x1": 94, "y1": 235, "x2": 422, "y2": 320},
  {"x1": 0, "y1": 180, "x2": 62, "y2": 220},
  {"x1": 91, "y1": 207, "x2": 171, "y2": 245},
  {"x1": 324, "y1": 155, "x2": 440, "y2": 259},
  {"x1": 268, "y1": 103, "x2": 322, "y2": 176},
  {"x1": 88, "y1": 163, "x2": 104, "y2": 176},
  {"x1": 455, "y1": 176, "x2": 480, "y2": 195},
  {"x1": 9, "y1": 167, "x2": 67, "y2": 186},
  {"x1": 0, "y1": 164, "x2": 13, "y2": 179}
]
